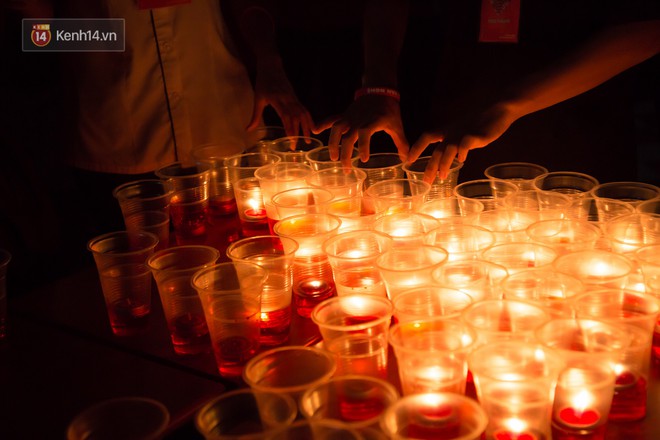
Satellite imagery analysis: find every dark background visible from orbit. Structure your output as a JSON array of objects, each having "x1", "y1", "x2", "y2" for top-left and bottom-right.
[{"x1": 1, "y1": 0, "x2": 659, "y2": 294}]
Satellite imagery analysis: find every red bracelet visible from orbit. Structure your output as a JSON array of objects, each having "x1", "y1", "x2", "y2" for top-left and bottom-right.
[{"x1": 354, "y1": 87, "x2": 401, "y2": 102}]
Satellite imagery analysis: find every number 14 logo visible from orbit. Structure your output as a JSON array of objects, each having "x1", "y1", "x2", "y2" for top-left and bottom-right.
[{"x1": 31, "y1": 24, "x2": 51, "y2": 47}]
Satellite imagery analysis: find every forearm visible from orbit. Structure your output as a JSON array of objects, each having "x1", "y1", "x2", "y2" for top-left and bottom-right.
[
  {"x1": 362, "y1": 0, "x2": 409, "y2": 87},
  {"x1": 503, "y1": 20, "x2": 660, "y2": 120}
]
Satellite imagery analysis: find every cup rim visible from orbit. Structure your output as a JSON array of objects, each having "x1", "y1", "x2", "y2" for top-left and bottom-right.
[
  {"x1": 87, "y1": 230, "x2": 159, "y2": 255},
  {"x1": 310, "y1": 295, "x2": 394, "y2": 332},
  {"x1": 242, "y1": 346, "x2": 337, "y2": 393},
  {"x1": 146, "y1": 245, "x2": 220, "y2": 273},
  {"x1": 67, "y1": 396, "x2": 170, "y2": 440}
]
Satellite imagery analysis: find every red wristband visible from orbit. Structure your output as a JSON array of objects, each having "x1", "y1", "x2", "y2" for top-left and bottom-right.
[{"x1": 354, "y1": 87, "x2": 400, "y2": 102}]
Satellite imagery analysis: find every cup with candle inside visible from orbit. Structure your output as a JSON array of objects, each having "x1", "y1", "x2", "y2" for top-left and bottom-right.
[
  {"x1": 468, "y1": 341, "x2": 564, "y2": 440},
  {"x1": 375, "y1": 245, "x2": 449, "y2": 302},
  {"x1": 233, "y1": 177, "x2": 270, "y2": 237},
  {"x1": 254, "y1": 162, "x2": 314, "y2": 234},
  {"x1": 147, "y1": 245, "x2": 219, "y2": 355},
  {"x1": 226, "y1": 235, "x2": 298, "y2": 346},
  {"x1": 191, "y1": 261, "x2": 267, "y2": 378},
  {"x1": 87, "y1": 231, "x2": 159, "y2": 336},
  {"x1": 431, "y1": 259, "x2": 508, "y2": 302},
  {"x1": 299, "y1": 375, "x2": 400, "y2": 432},
  {"x1": 380, "y1": 392, "x2": 488, "y2": 440},
  {"x1": 389, "y1": 318, "x2": 477, "y2": 396},
  {"x1": 311, "y1": 294, "x2": 394, "y2": 379},
  {"x1": 273, "y1": 213, "x2": 342, "y2": 317},
  {"x1": 323, "y1": 230, "x2": 393, "y2": 298},
  {"x1": 484, "y1": 161, "x2": 549, "y2": 191},
  {"x1": 571, "y1": 288, "x2": 660, "y2": 421},
  {"x1": 536, "y1": 318, "x2": 633, "y2": 439}
]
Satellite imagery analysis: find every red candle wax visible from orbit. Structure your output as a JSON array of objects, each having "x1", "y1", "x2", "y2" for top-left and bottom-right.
[
  {"x1": 244, "y1": 208, "x2": 267, "y2": 221},
  {"x1": 557, "y1": 407, "x2": 601, "y2": 429}
]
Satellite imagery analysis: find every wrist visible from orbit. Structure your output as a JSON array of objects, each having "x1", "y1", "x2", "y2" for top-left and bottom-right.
[{"x1": 354, "y1": 86, "x2": 401, "y2": 102}]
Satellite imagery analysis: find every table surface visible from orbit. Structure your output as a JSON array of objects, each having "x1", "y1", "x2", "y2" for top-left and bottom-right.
[{"x1": 4, "y1": 261, "x2": 660, "y2": 439}]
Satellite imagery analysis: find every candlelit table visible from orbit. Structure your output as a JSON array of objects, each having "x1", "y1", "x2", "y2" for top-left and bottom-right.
[{"x1": 5, "y1": 261, "x2": 660, "y2": 439}]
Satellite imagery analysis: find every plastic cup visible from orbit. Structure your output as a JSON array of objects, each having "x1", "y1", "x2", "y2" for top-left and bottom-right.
[
  {"x1": 532, "y1": 171, "x2": 599, "y2": 198},
  {"x1": 191, "y1": 262, "x2": 267, "y2": 377},
  {"x1": 468, "y1": 342, "x2": 563, "y2": 440},
  {"x1": 500, "y1": 268, "x2": 584, "y2": 318},
  {"x1": 603, "y1": 213, "x2": 660, "y2": 254},
  {"x1": 169, "y1": 186, "x2": 210, "y2": 243},
  {"x1": 536, "y1": 318, "x2": 632, "y2": 438},
  {"x1": 453, "y1": 179, "x2": 519, "y2": 212},
  {"x1": 351, "y1": 152, "x2": 404, "y2": 189},
  {"x1": 243, "y1": 346, "x2": 337, "y2": 405},
  {"x1": 305, "y1": 146, "x2": 359, "y2": 170},
  {"x1": 226, "y1": 235, "x2": 298, "y2": 346},
  {"x1": 224, "y1": 152, "x2": 282, "y2": 184},
  {"x1": 403, "y1": 157, "x2": 464, "y2": 200},
  {"x1": 431, "y1": 259, "x2": 508, "y2": 302},
  {"x1": 590, "y1": 181, "x2": 660, "y2": 206},
  {"x1": 194, "y1": 389, "x2": 297, "y2": 439},
  {"x1": 267, "y1": 419, "x2": 363, "y2": 440},
  {"x1": 269, "y1": 136, "x2": 324, "y2": 163},
  {"x1": 480, "y1": 242, "x2": 558, "y2": 275},
  {"x1": 365, "y1": 179, "x2": 431, "y2": 214},
  {"x1": 460, "y1": 299, "x2": 552, "y2": 345},
  {"x1": 380, "y1": 392, "x2": 488, "y2": 440},
  {"x1": 299, "y1": 375, "x2": 400, "y2": 431},
  {"x1": 273, "y1": 213, "x2": 342, "y2": 317},
  {"x1": 306, "y1": 167, "x2": 367, "y2": 199},
  {"x1": 327, "y1": 196, "x2": 378, "y2": 233},
  {"x1": 419, "y1": 197, "x2": 485, "y2": 222},
  {"x1": 552, "y1": 249, "x2": 634, "y2": 289},
  {"x1": 87, "y1": 231, "x2": 159, "y2": 336},
  {"x1": 323, "y1": 230, "x2": 393, "y2": 298},
  {"x1": 373, "y1": 212, "x2": 439, "y2": 247},
  {"x1": 484, "y1": 161, "x2": 549, "y2": 191},
  {"x1": 66, "y1": 397, "x2": 170, "y2": 440},
  {"x1": 525, "y1": 218, "x2": 602, "y2": 255},
  {"x1": 191, "y1": 143, "x2": 239, "y2": 218},
  {"x1": 147, "y1": 245, "x2": 219, "y2": 355},
  {"x1": 389, "y1": 319, "x2": 477, "y2": 395},
  {"x1": 311, "y1": 295, "x2": 394, "y2": 379},
  {"x1": 271, "y1": 187, "x2": 335, "y2": 221},
  {"x1": 232, "y1": 177, "x2": 270, "y2": 238},
  {"x1": 571, "y1": 289, "x2": 660, "y2": 421},
  {"x1": 392, "y1": 286, "x2": 474, "y2": 323},
  {"x1": 375, "y1": 245, "x2": 449, "y2": 301},
  {"x1": 424, "y1": 223, "x2": 495, "y2": 261}
]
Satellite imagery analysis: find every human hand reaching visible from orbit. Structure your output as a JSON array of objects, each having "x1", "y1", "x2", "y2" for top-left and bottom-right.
[
  {"x1": 407, "y1": 103, "x2": 518, "y2": 182},
  {"x1": 314, "y1": 94, "x2": 409, "y2": 167}
]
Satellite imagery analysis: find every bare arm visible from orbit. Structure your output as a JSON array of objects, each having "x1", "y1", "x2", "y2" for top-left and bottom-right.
[
  {"x1": 316, "y1": 0, "x2": 410, "y2": 165},
  {"x1": 409, "y1": 19, "x2": 660, "y2": 181}
]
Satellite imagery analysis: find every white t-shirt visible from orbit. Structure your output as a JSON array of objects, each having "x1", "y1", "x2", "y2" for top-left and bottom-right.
[{"x1": 60, "y1": 0, "x2": 254, "y2": 174}]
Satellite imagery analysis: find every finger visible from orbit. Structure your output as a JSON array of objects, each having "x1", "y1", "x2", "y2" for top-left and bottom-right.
[
  {"x1": 457, "y1": 134, "x2": 480, "y2": 162},
  {"x1": 408, "y1": 131, "x2": 445, "y2": 164},
  {"x1": 423, "y1": 147, "x2": 443, "y2": 184},
  {"x1": 247, "y1": 99, "x2": 267, "y2": 131},
  {"x1": 356, "y1": 130, "x2": 372, "y2": 163},
  {"x1": 384, "y1": 127, "x2": 410, "y2": 163},
  {"x1": 282, "y1": 115, "x2": 297, "y2": 139},
  {"x1": 300, "y1": 111, "x2": 314, "y2": 139},
  {"x1": 340, "y1": 129, "x2": 359, "y2": 167},
  {"x1": 437, "y1": 143, "x2": 459, "y2": 180},
  {"x1": 313, "y1": 115, "x2": 341, "y2": 134},
  {"x1": 328, "y1": 121, "x2": 348, "y2": 161}
]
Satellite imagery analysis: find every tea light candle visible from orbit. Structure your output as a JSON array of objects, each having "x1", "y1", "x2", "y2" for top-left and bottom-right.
[
  {"x1": 494, "y1": 418, "x2": 540, "y2": 440},
  {"x1": 556, "y1": 390, "x2": 601, "y2": 429}
]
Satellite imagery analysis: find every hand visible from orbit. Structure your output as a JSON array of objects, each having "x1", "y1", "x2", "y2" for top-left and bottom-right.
[
  {"x1": 407, "y1": 103, "x2": 518, "y2": 182},
  {"x1": 247, "y1": 63, "x2": 315, "y2": 138},
  {"x1": 314, "y1": 95, "x2": 409, "y2": 167}
]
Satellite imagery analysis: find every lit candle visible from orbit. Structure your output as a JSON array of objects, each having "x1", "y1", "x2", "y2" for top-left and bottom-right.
[
  {"x1": 556, "y1": 390, "x2": 601, "y2": 429},
  {"x1": 493, "y1": 418, "x2": 539, "y2": 440},
  {"x1": 244, "y1": 195, "x2": 266, "y2": 221}
]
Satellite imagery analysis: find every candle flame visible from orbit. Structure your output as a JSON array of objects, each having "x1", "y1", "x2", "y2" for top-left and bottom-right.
[
  {"x1": 570, "y1": 390, "x2": 595, "y2": 412},
  {"x1": 503, "y1": 417, "x2": 528, "y2": 433}
]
